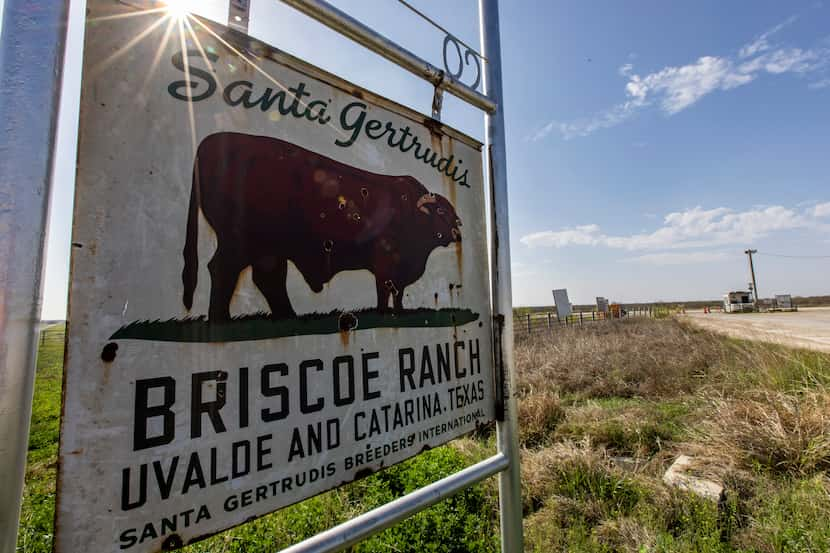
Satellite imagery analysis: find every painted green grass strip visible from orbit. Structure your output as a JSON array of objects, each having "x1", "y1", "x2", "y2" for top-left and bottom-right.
[{"x1": 110, "y1": 308, "x2": 480, "y2": 343}]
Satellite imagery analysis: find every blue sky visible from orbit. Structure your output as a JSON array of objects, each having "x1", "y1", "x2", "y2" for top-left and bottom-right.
[{"x1": 6, "y1": 0, "x2": 827, "y2": 317}]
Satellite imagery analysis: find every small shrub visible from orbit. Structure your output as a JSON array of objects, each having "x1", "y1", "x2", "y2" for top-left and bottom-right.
[
  {"x1": 518, "y1": 390, "x2": 566, "y2": 448},
  {"x1": 735, "y1": 475, "x2": 830, "y2": 553},
  {"x1": 352, "y1": 446, "x2": 499, "y2": 553},
  {"x1": 521, "y1": 440, "x2": 643, "y2": 517},
  {"x1": 555, "y1": 399, "x2": 690, "y2": 456},
  {"x1": 523, "y1": 501, "x2": 599, "y2": 553},
  {"x1": 593, "y1": 517, "x2": 656, "y2": 552},
  {"x1": 707, "y1": 390, "x2": 830, "y2": 475}
]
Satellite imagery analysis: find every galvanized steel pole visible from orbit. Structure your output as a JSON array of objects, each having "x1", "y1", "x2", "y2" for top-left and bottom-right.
[
  {"x1": 0, "y1": 1, "x2": 69, "y2": 549},
  {"x1": 479, "y1": 1, "x2": 523, "y2": 551}
]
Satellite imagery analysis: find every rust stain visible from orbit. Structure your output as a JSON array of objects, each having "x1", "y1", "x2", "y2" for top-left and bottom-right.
[
  {"x1": 430, "y1": 131, "x2": 443, "y2": 158},
  {"x1": 337, "y1": 312, "x2": 357, "y2": 347},
  {"x1": 445, "y1": 138, "x2": 457, "y2": 207},
  {"x1": 455, "y1": 240, "x2": 463, "y2": 278},
  {"x1": 423, "y1": 116, "x2": 443, "y2": 136}
]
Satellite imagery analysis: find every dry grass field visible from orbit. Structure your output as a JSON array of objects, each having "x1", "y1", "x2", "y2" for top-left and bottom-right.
[
  {"x1": 516, "y1": 318, "x2": 830, "y2": 552},
  {"x1": 19, "y1": 318, "x2": 830, "y2": 552}
]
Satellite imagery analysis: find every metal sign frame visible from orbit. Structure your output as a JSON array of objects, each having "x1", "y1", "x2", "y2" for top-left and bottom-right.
[
  {"x1": 0, "y1": 2, "x2": 71, "y2": 552},
  {"x1": 0, "y1": 0, "x2": 521, "y2": 551}
]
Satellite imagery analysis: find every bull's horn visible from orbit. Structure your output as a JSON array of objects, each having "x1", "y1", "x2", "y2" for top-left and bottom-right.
[{"x1": 416, "y1": 193, "x2": 437, "y2": 213}]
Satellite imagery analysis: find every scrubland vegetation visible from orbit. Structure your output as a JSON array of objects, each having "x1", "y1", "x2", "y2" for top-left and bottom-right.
[
  {"x1": 515, "y1": 318, "x2": 830, "y2": 552},
  {"x1": 19, "y1": 318, "x2": 830, "y2": 552}
]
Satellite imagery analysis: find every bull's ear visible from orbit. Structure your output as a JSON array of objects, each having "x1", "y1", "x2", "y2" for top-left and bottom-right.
[{"x1": 419, "y1": 206, "x2": 431, "y2": 214}]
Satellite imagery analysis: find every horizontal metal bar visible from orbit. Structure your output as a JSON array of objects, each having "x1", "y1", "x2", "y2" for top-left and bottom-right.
[
  {"x1": 279, "y1": 453, "x2": 509, "y2": 553},
  {"x1": 277, "y1": 0, "x2": 497, "y2": 114}
]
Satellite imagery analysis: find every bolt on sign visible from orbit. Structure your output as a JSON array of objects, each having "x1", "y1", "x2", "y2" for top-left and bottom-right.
[{"x1": 55, "y1": 2, "x2": 495, "y2": 551}]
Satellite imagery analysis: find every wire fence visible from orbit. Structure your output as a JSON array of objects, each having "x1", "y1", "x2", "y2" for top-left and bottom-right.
[
  {"x1": 513, "y1": 306, "x2": 679, "y2": 336},
  {"x1": 38, "y1": 323, "x2": 66, "y2": 349}
]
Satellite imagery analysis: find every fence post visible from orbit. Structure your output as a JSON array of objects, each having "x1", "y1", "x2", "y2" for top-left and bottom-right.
[
  {"x1": 547, "y1": 312, "x2": 551, "y2": 329},
  {"x1": 579, "y1": 311, "x2": 583, "y2": 325},
  {"x1": 526, "y1": 314, "x2": 530, "y2": 333}
]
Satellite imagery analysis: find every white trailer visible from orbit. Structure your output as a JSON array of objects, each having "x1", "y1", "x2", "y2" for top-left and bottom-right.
[{"x1": 723, "y1": 291, "x2": 755, "y2": 313}]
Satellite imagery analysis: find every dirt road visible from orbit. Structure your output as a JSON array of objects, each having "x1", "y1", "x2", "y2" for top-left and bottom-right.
[{"x1": 685, "y1": 307, "x2": 830, "y2": 352}]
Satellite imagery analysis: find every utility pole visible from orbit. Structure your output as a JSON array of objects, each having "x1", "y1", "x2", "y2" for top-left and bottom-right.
[{"x1": 745, "y1": 249, "x2": 759, "y2": 306}]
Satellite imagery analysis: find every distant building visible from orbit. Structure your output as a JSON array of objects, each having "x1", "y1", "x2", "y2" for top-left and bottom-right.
[
  {"x1": 723, "y1": 291, "x2": 754, "y2": 313},
  {"x1": 774, "y1": 294, "x2": 793, "y2": 310}
]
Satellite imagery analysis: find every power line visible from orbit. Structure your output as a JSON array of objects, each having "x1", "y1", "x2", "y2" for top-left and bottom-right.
[{"x1": 756, "y1": 251, "x2": 830, "y2": 259}]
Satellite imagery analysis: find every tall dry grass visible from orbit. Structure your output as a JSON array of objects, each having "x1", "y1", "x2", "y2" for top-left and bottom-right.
[
  {"x1": 707, "y1": 390, "x2": 830, "y2": 475},
  {"x1": 515, "y1": 318, "x2": 731, "y2": 399},
  {"x1": 517, "y1": 317, "x2": 830, "y2": 399},
  {"x1": 515, "y1": 317, "x2": 830, "y2": 551},
  {"x1": 517, "y1": 318, "x2": 830, "y2": 471}
]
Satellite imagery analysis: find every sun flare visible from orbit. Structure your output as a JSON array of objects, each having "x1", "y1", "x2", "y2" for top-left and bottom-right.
[{"x1": 163, "y1": 0, "x2": 197, "y2": 18}]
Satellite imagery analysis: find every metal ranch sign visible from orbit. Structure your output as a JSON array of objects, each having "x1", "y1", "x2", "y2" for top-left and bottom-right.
[{"x1": 55, "y1": 2, "x2": 495, "y2": 551}]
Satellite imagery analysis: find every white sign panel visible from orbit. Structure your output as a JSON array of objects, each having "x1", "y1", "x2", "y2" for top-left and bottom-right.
[
  {"x1": 55, "y1": 3, "x2": 495, "y2": 552},
  {"x1": 552, "y1": 289, "x2": 571, "y2": 319}
]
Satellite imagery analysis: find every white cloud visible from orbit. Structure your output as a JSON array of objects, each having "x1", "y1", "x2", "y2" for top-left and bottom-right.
[
  {"x1": 809, "y1": 77, "x2": 830, "y2": 89},
  {"x1": 520, "y1": 224, "x2": 603, "y2": 248},
  {"x1": 740, "y1": 47, "x2": 823, "y2": 74},
  {"x1": 739, "y1": 15, "x2": 798, "y2": 58},
  {"x1": 626, "y1": 55, "x2": 756, "y2": 114},
  {"x1": 529, "y1": 98, "x2": 646, "y2": 140},
  {"x1": 530, "y1": 15, "x2": 830, "y2": 140},
  {"x1": 624, "y1": 42, "x2": 827, "y2": 117},
  {"x1": 561, "y1": 103, "x2": 642, "y2": 139},
  {"x1": 520, "y1": 203, "x2": 827, "y2": 250},
  {"x1": 625, "y1": 251, "x2": 732, "y2": 266}
]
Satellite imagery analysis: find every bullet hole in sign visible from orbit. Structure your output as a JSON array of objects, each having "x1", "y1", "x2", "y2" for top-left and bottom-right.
[
  {"x1": 339, "y1": 312, "x2": 358, "y2": 332},
  {"x1": 101, "y1": 343, "x2": 118, "y2": 362}
]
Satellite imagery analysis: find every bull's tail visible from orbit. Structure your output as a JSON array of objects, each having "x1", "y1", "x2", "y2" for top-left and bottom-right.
[{"x1": 182, "y1": 161, "x2": 200, "y2": 310}]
